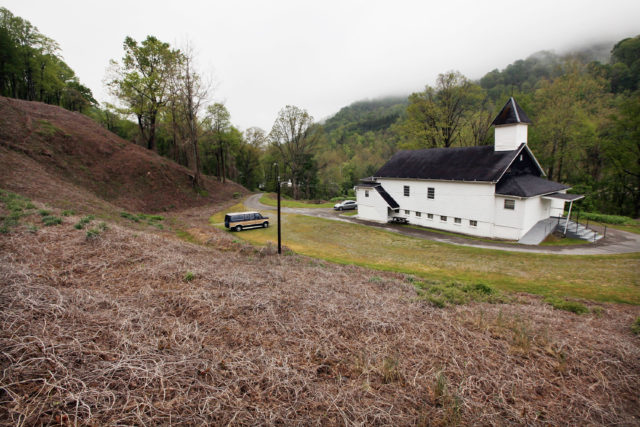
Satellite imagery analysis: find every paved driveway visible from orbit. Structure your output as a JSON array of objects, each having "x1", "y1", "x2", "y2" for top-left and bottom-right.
[{"x1": 245, "y1": 194, "x2": 640, "y2": 255}]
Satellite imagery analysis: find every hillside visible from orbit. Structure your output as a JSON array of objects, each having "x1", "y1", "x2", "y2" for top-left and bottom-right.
[
  {"x1": 0, "y1": 98, "x2": 639, "y2": 424},
  {"x1": 0, "y1": 97, "x2": 246, "y2": 213},
  {"x1": 1, "y1": 197, "x2": 639, "y2": 424}
]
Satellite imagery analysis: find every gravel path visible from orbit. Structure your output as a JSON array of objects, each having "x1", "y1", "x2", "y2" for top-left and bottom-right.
[{"x1": 245, "y1": 193, "x2": 640, "y2": 255}]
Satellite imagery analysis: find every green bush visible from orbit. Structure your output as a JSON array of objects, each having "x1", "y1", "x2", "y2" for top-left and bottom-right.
[
  {"x1": 121, "y1": 212, "x2": 164, "y2": 225},
  {"x1": 42, "y1": 215, "x2": 62, "y2": 226},
  {"x1": 183, "y1": 271, "x2": 195, "y2": 282},
  {"x1": 120, "y1": 211, "x2": 140, "y2": 222},
  {"x1": 577, "y1": 212, "x2": 635, "y2": 225},
  {"x1": 61, "y1": 210, "x2": 75, "y2": 216},
  {"x1": 233, "y1": 192, "x2": 242, "y2": 199},
  {"x1": 545, "y1": 297, "x2": 589, "y2": 314},
  {"x1": 38, "y1": 209, "x2": 51, "y2": 216},
  {"x1": 416, "y1": 280, "x2": 501, "y2": 307},
  {"x1": 74, "y1": 215, "x2": 95, "y2": 229},
  {"x1": 86, "y1": 228, "x2": 101, "y2": 240}
]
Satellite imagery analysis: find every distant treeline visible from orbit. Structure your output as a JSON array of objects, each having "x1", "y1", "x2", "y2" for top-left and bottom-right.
[{"x1": 0, "y1": 7, "x2": 96, "y2": 112}]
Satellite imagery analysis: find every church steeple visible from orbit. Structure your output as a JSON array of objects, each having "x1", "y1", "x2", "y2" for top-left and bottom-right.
[{"x1": 492, "y1": 98, "x2": 532, "y2": 152}]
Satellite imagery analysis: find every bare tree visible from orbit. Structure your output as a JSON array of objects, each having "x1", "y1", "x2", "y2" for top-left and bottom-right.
[
  {"x1": 244, "y1": 127, "x2": 268, "y2": 149},
  {"x1": 171, "y1": 42, "x2": 209, "y2": 188},
  {"x1": 402, "y1": 71, "x2": 484, "y2": 148},
  {"x1": 269, "y1": 105, "x2": 320, "y2": 199}
]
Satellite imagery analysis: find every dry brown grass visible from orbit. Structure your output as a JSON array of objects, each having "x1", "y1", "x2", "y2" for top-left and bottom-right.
[{"x1": 1, "y1": 217, "x2": 639, "y2": 425}]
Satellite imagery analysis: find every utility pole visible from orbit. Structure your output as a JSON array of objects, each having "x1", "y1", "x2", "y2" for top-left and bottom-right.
[{"x1": 273, "y1": 163, "x2": 282, "y2": 254}]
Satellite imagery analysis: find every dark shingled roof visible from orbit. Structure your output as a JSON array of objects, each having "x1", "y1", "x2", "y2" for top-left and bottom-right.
[
  {"x1": 374, "y1": 145, "x2": 523, "y2": 182},
  {"x1": 492, "y1": 97, "x2": 532, "y2": 126},
  {"x1": 496, "y1": 174, "x2": 568, "y2": 197}
]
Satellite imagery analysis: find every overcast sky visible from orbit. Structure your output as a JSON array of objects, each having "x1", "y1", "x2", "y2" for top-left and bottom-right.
[{"x1": 4, "y1": 1, "x2": 640, "y2": 131}]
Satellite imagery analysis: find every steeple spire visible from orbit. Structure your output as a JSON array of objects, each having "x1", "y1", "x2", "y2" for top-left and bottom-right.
[{"x1": 492, "y1": 98, "x2": 531, "y2": 151}]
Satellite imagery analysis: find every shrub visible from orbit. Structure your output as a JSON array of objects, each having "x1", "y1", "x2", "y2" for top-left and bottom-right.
[
  {"x1": 42, "y1": 215, "x2": 62, "y2": 226},
  {"x1": 578, "y1": 212, "x2": 635, "y2": 225},
  {"x1": 632, "y1": 317, "x2": 640, "y2": 335},
  {"x1": 120, "y1": 211, "x2": 140, "y2": 222},
  {"x1": 183, "y1": 271, "x2": 195, "y2": 282},
  {"x1": 233, "y1": 192, "x2": 242, "y2": 199},
  {"x1": 85, "y1": 229, "x2": 101, "y2": 240},
  {"x1": 38, "y1": 209, "x2": 51, "y2": 216},
  {"x1": 545, "y1": 297, "x2": 589, "y2": 314},
  {"x1": 416, "y1": 280, "x2": 501, "y2": 307},
  {"x1": 74, "y1": 215, "x2": 95, "y2": 229},
  {"x1": 61, "y1": 210, "x2": 75, "y2": 216}
]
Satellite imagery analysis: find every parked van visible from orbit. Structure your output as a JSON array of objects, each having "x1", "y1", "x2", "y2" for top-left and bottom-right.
[{"x1": 224, "y1": 211, "x2": 269, "y2": 231}]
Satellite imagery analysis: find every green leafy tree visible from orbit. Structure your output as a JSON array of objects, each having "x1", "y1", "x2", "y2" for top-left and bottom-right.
[
  {"x1": 0, "y1": 7, "x2": 95, "y2": 109},
  {"x1": 602, "y1": 93, "x2": 640, "y2": 216},
  {"x1": 398, "y1": 71, "x2": 486, "y2": 149},
  {"x1": 610, "y1": 36, "x2": 640, "y2": 93},
  {"x1": 235, "y1": 140, "x2": 263, "y2": 190},
  {"x1": 107, "y1": 35, "x2": 181, "y2": 151},
  {"x1": 203, "y1": 103, "x2": 231, "y2": 182},
  {"x1": 529, "y1": 63, "x2": 610, "y2": 183}
]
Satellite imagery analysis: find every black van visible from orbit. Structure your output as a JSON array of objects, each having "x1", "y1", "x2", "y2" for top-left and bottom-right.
[{"x1": 224, "y1": 211, "x2": 269, "y2": 231}]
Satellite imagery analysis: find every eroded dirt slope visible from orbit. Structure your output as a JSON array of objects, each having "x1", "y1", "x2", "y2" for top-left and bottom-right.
[{"x1": 0, "y1": 97, "x2": 245, "y2": 213}]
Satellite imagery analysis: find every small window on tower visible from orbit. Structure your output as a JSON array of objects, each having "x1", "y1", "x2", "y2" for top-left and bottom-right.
[
  {"x1": 427, "y1": 187, "x2": 435, "y2": 199},
  {"x1": 404, "y1": 186, "x2": 410, "y2": 197}
]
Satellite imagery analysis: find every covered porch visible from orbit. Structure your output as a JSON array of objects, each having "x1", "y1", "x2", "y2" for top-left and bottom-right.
[{"x1": 542, "y1": 192, "x2": 585, "y2": 236}]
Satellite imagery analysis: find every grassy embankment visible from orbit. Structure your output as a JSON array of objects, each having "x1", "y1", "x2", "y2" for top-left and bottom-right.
[{"x1": 211, "y1": 203, "x2": 640, "y2": 305}]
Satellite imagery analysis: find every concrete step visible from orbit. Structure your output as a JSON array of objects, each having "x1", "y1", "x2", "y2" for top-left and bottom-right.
[{"x1": 554, "y1": 218, "x2": 603, "y2": 242}]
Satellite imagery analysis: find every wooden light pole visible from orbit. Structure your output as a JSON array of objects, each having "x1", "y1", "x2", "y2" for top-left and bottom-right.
[{"x1": 273, "y1": 163, "x2": 282, "y2": 254}]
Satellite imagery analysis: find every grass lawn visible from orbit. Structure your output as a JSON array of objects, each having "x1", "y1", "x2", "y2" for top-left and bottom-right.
[
  {"x1": 540, "y1": 234, "x2": 588, "y2": 246},
  {"x1": 608, "y1": 223, "x2": 640, "y2": 235},
  {"x1": 259, "y1": 193, "x2": 335, "y2": 209},
  {"x1": 211, "y1": 204, "x2": 640, "y2": 305}
]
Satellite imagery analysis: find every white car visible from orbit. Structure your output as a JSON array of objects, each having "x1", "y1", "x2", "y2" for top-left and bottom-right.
[{"x1": 333, "y1": 200, "x2": 357, "y2": 211}]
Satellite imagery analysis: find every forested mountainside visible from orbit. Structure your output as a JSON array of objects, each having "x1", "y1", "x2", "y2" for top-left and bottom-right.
[{"x1": 317, "y1": 38, "x2": 640, "y2": 216}]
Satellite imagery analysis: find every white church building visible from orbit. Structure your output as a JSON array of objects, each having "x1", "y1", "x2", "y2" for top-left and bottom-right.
[{"x1": 355, "y1": 98, "x2": 583, "y2": 242}]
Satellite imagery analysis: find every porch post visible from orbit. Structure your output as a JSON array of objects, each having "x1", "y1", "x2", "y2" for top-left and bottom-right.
[{"x1": 563, "y1": 200, "x2": 574, "y2": 236}]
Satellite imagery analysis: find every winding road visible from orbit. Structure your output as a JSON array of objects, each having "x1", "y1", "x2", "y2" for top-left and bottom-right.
[{"x1": 245, "y1": 193, "x2": 640, "y2": 255}]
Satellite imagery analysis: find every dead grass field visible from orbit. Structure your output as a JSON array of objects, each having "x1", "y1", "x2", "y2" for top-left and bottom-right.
[
  {"x1": 211, "y1": 205, "x2": 640, "y2": 305},
  {"x1": 2, "y1": 206, "x2": 639, "y2": 425}
]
